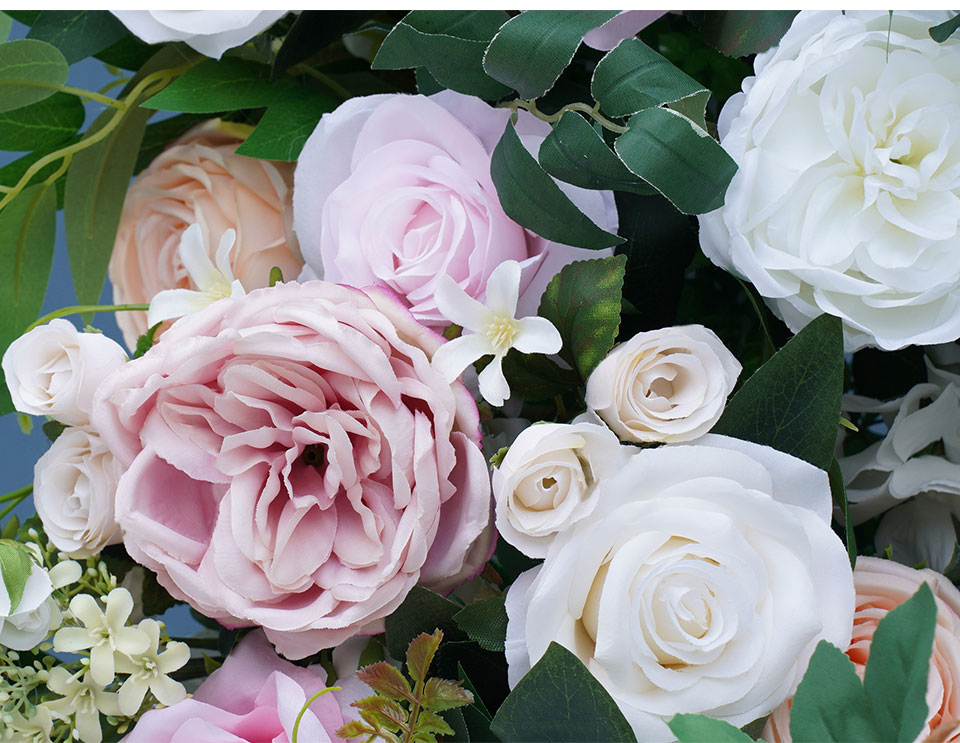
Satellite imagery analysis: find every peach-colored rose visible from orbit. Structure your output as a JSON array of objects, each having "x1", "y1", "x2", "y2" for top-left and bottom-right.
[
  {"x1": 110, "y1": 119, "x2": 302, "y2": 350},
  {"x1": 763, "y1": 557, "x2": 960, "y2": 743}
]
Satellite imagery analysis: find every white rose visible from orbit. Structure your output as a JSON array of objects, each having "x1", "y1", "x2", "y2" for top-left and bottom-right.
[
  {"x1": 927, "y1": 343, "x2": 960, "y2": 389},
  {"x1": 873, "y1": 495, "x2": 960, "y2": 573},
  {"x1": 492, "y1": 421, "x2": 628, "y2": 558},
  {"x1": 504, "y1": 435, "x2": 854, "y2": 742},
  {"x1": 110, "y1": 11, "x2": 289, "y2": 60},
  {"x1": 585, "y1": 324, "x2": 741, "y2": 444},
  {"x1": 699, "y1": 11, "x2": 960, "y2": 352},
  {"x1": 2, "y1": 319, "x2": 128, "y2": 427},
  {"x1": 34, "y1": 427, "x2": 124, "y2": 559},
  {"x1": 0, "y1": 561, "x2": 58, "y2": 651}
]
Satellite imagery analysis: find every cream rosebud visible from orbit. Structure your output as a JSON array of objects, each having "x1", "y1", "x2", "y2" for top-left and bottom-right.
[
  {"x1": 34, "y1": 427, "x2": 124, "y2": 559},
  {"x1": 0, "y1": 561, "x2": 59, "y2": 651},
  {"x1": 1, "y1": 319, "x2": 127, "y2": 426},
  {"x1": 493, "y1": 421, "x2": 628, "y2": 557},
  {"x1": 585, "y1": 324, "x2": 741, "y2": 444}
]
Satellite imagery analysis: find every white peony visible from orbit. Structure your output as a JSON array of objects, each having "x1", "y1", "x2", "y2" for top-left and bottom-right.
[
  {"x1": 699, "y1": 11, "x2": 960, "y2": 352},
  {"x1": 504, "y1": 435, "x2": 854, "y2": 742}
]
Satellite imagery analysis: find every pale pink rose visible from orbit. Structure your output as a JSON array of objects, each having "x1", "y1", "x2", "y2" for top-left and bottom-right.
[
  {"x1": 763, "y1": 557, "x2": 960, "y2": 743},
  {"x1": 110, "y1": 119, "x2": 302, "y2": 350},
  {"x1": 92, "y1": 280, "x2": 493, "y2": 659},
  {"x1": 123, "y1": 631, "x2": 364, "y2": 742},
  {"x1": 293, "y1": 91, "x2": 618, "y2": 327},
  {"x1": 582, "y1": 11, "x2": 669, "y2": 51}
]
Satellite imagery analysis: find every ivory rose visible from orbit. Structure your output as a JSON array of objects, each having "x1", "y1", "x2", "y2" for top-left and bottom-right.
[
  {"x1": 585, "y1": 324, "x2": 741, "y2": 444},
  {"x1": 504, "y1": 435, "x2": 854, "y2": 742},
  {"x1": 1, "y1": 319, "x2": 127, "y2": 427},
  {"x1": 110, "y1": 119, "x2": 301, "y2": 350},
  {"x1": 763, "y1": 557, "x2": 960, "y2": 743},
  {"x1": 293, "y1": 91, "x2": 617, "y2": 327},
  {"x1": 699, "y1": 11, "x2": 960, "y2": 351},
  {"x1": 92, "y1": 280, "x2": 493, "y2": 659}
]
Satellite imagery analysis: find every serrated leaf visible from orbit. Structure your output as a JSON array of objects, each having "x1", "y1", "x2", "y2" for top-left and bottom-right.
[
  {"x1": 235, "y1": 87, "x2": 336, "y2": 161},
  {"x1": 712, "y1": 314, "x2": 844, "y2": 470},
  {"x1": 614, "y1": 107, "x2": 737, "y2": 215},
  {"x1": 26, "y1": 10, "x2": 127, "y2": 64},
  {"x1": 134, "y1": 322, "x2": 161, "y2": 359},
  {"x1": 491, "y1": 119, "x2": 623, "y2": 250},
  {"x1": 453, "y1": 596, "x2": 508, "y2": 653},
  {"x1": 336, "y1": 720, "x2": 374, "y2": 739},
  {"x1": 539, "y1": 255, "x2": 626, "y2": 381},
  {"x1": 0, "y1": 539, "x2": 35, "y2": 613},
  {"x1": 373, "y1": 11, "x2": 511, "y2": 100},
  {"x1": 482, "y1": 11, "x2": 618, "y2": 99},
  {"x1": 357, "y1": 662, "x2": 415, "y2": 702},
  {"x1": 353, "y1": 695, "x2": 408, "y2": 732},
  {"x1": 421, "y1": 677, "x2": 474, "y2": 712},
  {"x1": 0, "y1": 39, "x2": 69, "y2": 114},
  {"x1": 143, "y1": 58, "x2": 291, "y2": 113},
  {"x1": 592, "y1": 38, "x2": 708, "y2": 118},
  {"x1": 406, "y1": 630, "x2": 443, "y2": 685},
  {"x1": 863, "y1": 582, "x2": 937, "y2": 743},
  {"x1": 931, "y1": 14, "x2": 960, "y2": 42},
  {"x1": 669, "y1": 714, "x2": 754, "y2": 743},
  {"x1": 691, "y1": 10, "x2": 799, "y2": 58},
  {"x1": 490, "y1": 642, "x2": 636, "y2": 742},
  {"x1": 384, "y1": 586, "x2": 468, "y2": 661},
  {"x1": 0, "y1": 92, "x2": 83, "y2": 152},
  {"x1": 414, "y1": 709, "x2": 455, "y2": 737}
]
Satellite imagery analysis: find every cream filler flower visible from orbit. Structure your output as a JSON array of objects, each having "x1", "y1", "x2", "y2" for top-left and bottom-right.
[
  {"x1": 115, "y1": 618, "x2": 189, "y2": 715},
  {"x1": 44, "y1": 667, "x2": 120, "y2": 743},
  {"x1": 432, "y1": 260, "x2": 562, "y2": 406},
  {"x1": 146, "y1": 223, "x2": 245, "y2": 327}
]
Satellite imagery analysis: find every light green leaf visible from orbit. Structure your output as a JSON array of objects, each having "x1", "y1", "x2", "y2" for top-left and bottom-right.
[
  {"x1": 0, "y1": 39, "x2": 69, "y2": 114},
  {"x1": 143, "y1": 58, "x2": 290, "y2": 113},
  {"x1": 453, "y1": 596, "x2": 508, "y2": 653},
  {"x1": 669, "y1": 715, "x2": 754, "y2": 743},
  {"x1": 0, "y1": 539, "x2": 35, "y2": 613},
  {"x1": 26, "y1": 10, "x2": 128, "y2": 64},
  {"x1": 0, "y1": 92, "x2": 84, "y2": 152},
  {"x1": 235, "y1": 87, "x2": 336, "y2": 161},
  {"x1": 482, "y1": 10, "x2": 618, "y2": 99},
  {"x1": 0, "y1": 12, "x2": 12, "y2": 43}
]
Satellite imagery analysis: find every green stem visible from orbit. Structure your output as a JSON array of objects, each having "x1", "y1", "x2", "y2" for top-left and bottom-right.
[
  {"x1": 291, "y1": 687, "x2": 340, "y2": 743},
  {"x1": 0, "y1": 485, "x2": 31, "y2": 504},
  {"x1": 58, "y1": 83, "x2": 126, "y2": 109},
  {"x1": 0, "y1": 496, "x2": 27, "y2": 522},
  {"x1": 499, "y1": 98, "x2": 629, "y2": 134},
  {"x1": 26, "y1": 304, "x2": 149, "y2": 333}
]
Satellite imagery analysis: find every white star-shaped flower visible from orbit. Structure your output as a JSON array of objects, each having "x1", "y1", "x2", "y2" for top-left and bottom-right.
[
  {"x1": 146, "y1": 223, "x2": 245, "y2": 327},
  {"x1": 432, "y1": 260, "x2": 562, "y2": 407}
]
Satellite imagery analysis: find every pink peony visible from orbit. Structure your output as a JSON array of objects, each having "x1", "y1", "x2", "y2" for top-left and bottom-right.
[
  {"x1": 123, "y1": 631, "x2": 365, "y2": 742},
  {"x1": 92, "y1": 280, "x2": 493, "y2": 659},
  {"x1": 293, "y1": 91, "x2": 617, "y2": 328}
]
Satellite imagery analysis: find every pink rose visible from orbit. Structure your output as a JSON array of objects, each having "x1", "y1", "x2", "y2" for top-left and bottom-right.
[
  {"x1": 110, "y1": 119, "x2": 302, "y2": 350},
  {"x1": 582, "y1": 11, "x2": 670, "y2": 51},
  {"x1": 293, "y1": 91, "x2": 617, "y2": 327},
  {"x1": 92, "y1": 280, "x2": 493, "y2": 659},
  {"x1": 123, "y1": 631, "x2": 364, "y2": 742},
  {"x1": 764, "y1": 557, "x2": 960, "y2": 743}
]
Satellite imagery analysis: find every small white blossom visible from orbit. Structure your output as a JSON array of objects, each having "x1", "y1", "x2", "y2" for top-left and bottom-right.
[
  {"x1": 45, "y1": 667, "x2": 119, "y2": 743},
  {"x1": 115, "y1": 619, "x2": 189, "y2": 715},
  {"x1": 432, "y1": 260, "x2": 562, "y2": 406},
  {"x1": 2, "y1": 703, "x2": 54, "y2": 742}
]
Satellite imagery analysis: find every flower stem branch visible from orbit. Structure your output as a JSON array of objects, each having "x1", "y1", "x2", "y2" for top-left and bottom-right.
[
  {"x1": 26, "y1": 304, "x2": 150, "y2": 333},
  {"x1": 0, "y1": 484, "x2": 31, "y2": 505},
  {"x1": 498, "y1": 98, "x2": 629, "y2": 134}
]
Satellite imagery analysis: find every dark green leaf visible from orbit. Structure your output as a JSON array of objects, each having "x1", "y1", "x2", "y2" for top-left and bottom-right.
[
  {"x1": 483, "y1": 11, "x2": 618, "y2": 99},
  {"x1": 863, "y1": 582, "x2": 937, "y2": 743},
  {"x1": 0, "y1": 539, "x2": 34, "y2": 612},
  {"x1": 490, "y1": 642, "x2": 636, "y2": 743},
  {"x1": 538, "y1": 111, "x2": 654, "y2": 195},
  {"x1": 0, "y1": 92, "x2": 83, "y2": 152},
  {"x1": 829, "y1": 458, "x2": 857, "y2": 568},
  {"x1": 384, "y1": 586, "x2": 468, "y2": 661},
  {"x1": 453, "y1": 596, "x2": 508, "y2": 653},
  {"x1": 42, "y1": 420, "x2": 66, "y2": 443},
  {"x1": 134, "y1": 112, "x2": 209, "y2": 174},
  {"x1": 669, "y1": 714, "x2": 754, "y2": 743},
  {"x1": 491, "y1": 119, "x2": 623, "y2": 250},
  {"x1": 0, "y1": 182, "x2": 57, "y2": 414},
  {"x1": 614, "y1": 107, "x2": 737, "y2": 215},
  {"x1": 5, "y1": 11, "x2": 40, "y2": 26},
  {"x1": 134, "y1": 322, "x2": 161, "y2": 359},
  {"x1": 539, "y1": 255, "x2": 626, "y2": 381},
  {"x1": 143, "y1": 58, "x2": 291, "y2": 113},
  {"x1": 0, "y1": 39, "x2": 69, "y2": 114},
  {"x1": 93, "y1": 33, "x2": 157, "y2": 71},
  {"x1": 407, "y1": 630, "x2": 443, "y2": 685},
  {"x1": 592, "y1": 38, "x2": 708, "y2": 118},
  {"x1": 235, "y1": 87, "x2": 336, "y2": 161},
  {"x1": 441, "y1": 708, "x2": 471, "y2": 743},
  {"x1": 712, "y1": 314, "x2": 844, "y2": 470},
  {"x1": 372, "y1": 11, "x2": 512, "y2": 100},
  {"x1": 790, "y1": 641, "x2": 879, "y2": 743},
  {"x1": 457, "y1": 662, "x2": 492, "y2": 719},
  {"x1": 356, "y1": 662, "x2": 414, "y2": 702},
  {"x1": 273, "y1": 10, "x2": 371, "y2": 73},
  {"x1": 415, "y1": 66, "x2": 444, "y2": 95},
  {"x1": 501, "y1": 350, "x2": 581, "y2": 402},
  {"x1": 931, "y1": 14, "x2": 960, "y2": 42},
  {"x1": 691, "y1": 11, "x2": 799, "y2": 58},
  {"x1": 26, "y1": 10, "x2": 127, "y2": 64}
]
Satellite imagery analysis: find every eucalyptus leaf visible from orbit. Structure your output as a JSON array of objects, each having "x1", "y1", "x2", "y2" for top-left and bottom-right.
[
  {"x1": 143, "y1": 58, "x2": 290, "y2": 113},
  {"x1": 0, "y1": 539, "x2": 34, "y2": 613},
  {"x1": 0, "y1": 39, "x2": 69, "y2": 114},
  {"x1": 0, "y1": 92, "x2": 84, "y2": 152},
  {"x1": 235, "y1": 87, "x2": 336, "y2": 161},
  {"x1": 669, "y1": 714, "x2": 754, "y2": 743},
  {"x1": 26, "y1": 10, "x2": 127, "y2": 64}
]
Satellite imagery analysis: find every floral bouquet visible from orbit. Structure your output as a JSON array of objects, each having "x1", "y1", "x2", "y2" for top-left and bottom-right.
[{"x1": 1, "y1": 8, "x2": 959, "y2": 743}]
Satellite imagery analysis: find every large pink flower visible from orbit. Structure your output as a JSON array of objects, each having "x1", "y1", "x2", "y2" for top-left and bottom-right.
[{"x1": 92, "y1": 280, "x2": 493, "y2": 659}]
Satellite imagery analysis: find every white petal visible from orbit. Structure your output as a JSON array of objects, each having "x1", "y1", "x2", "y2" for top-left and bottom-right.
[
  {"x1": 434, "y1": 274, "x2": 490, "y2": 333},
  {"x1": 147, "y1": 288, "x2": 213, "y2": 326},
  {"x1": 485, "y1": 260, "x2": 522, "y2": 316},
  {"x1": 478, "y1": 354, "x2": 511, "y2": 407},
  {"x1": 177, "y1": 224, "x2": 221, "y2": 290},
  {"x1": 431, "y1": 334, "x2": 493, "y2": 383},
  {"x1": 513, "y1": 316, "x2": 562, "y2": 355},
  {"x1": 48, "y1": 561, "x2": 82, "y2": 590},
  {"x1": 214, "y1": 229, "x2": 238, "y2": 281}
]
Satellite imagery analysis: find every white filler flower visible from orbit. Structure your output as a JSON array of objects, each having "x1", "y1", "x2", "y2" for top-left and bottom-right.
[{"x1": 432, "y1": 260, "x2": 562, "y2": 406}]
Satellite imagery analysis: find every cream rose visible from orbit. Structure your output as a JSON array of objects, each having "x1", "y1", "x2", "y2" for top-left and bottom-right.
[
  {"x1": 699, "y1": 11, "x2": 960, "y2": 352},
  {"x1": 34, "y1": 427, "x2": 124, "y2": 559},
  {"x1": 1, "y1": 319, "x2": 127, "y2": 427},
  {"x1": 585, "y1": 324, "x2": 741, "y2": 444},
  {"x1": 492, "y1": 421, "x2": 628, "y2": 558},
  {"x1": 504, "y1": 434, "x2": 854, "y2": 742}
]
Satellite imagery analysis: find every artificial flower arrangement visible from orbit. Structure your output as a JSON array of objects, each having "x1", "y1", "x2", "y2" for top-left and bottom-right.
[{"x1": 0, "y1": 8, "x2": 958, "y2": 743}]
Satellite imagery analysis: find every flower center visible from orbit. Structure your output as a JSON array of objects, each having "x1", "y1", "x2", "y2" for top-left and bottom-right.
[{"x1": 485, "y1": 312, "x2": 519, "y2": 354}]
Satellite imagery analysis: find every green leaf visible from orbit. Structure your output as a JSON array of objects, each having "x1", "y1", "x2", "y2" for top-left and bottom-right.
[
  {"x1": 539, "y1": 255, "x2": 626, "y2": 381},
  {"x1": 355, "y1": 695, "x2": 408, "y2": 732},
  {"x1": 592, "y1": 38, "x2": 708, "y2": 118},
  {"x1": 0, "y1": 516, "x2": 19, "y2": 540},
  {"x1": 712, "y1": 314, "x2": 844, "y2": 471},
  {"x1": 202, "y1": 652, "x2": 222, "y2": 675},
  {"x1": 691, "y1": 11, "x2": 799, "y2": 58},
  {"x1": 491, "y1": 119, "x2": 623, "y2": 250},
  {"x1": 143, "y1": 58, "x2": 291, "y2": 113},
  {"x1": 0, "y1": 182, "x2": 57, "y2": 414},
  {"x1": 790, "y1": 641, "x2": 879, "y2": 743},
  {"x1": 482, "y1": 11, "x2": 618, "y2": 99},
  {"x1": 93, "y1": 34, "x2": 156, "y2": 72},
  {"x1": 421, "y1": 677, "x2": 474, "y2": 712},
  {"x1": 356, "y1": 662, "x2": 415, "y2": 702},
  {"x1": 406, "y1": 630, "x2": 443, "y2": 685},
  {"x1": 931, "y1": 14, "x2": 960, "y2": 42},
  {"x1": 669, "y1": 715, "x2": 754, "y2": 743},
  {"x1": 863, "y1": 582, "x2": 937, "y2": 743},
  {"x1": 134, "y1": 112, "x2": 209, "y2": 174},
  {"x1": 0, "y1": 12, "x2": 12, "y2": 43},
  {"x1": 384, "y1": 586, "x2": 468, "y2": 661},
  {"x1": 0, "y1": 39, "x2": 69, "y2": 114},
  {"x1": 372, "y1": 11, "x2": 511, "y2": 100},
  {"x1": 235, "y1": 87, "x2": 336, "y2": 161},
  {"x1": 272, "y1": 10, "x2": 371, "y2": 73},
  {"x1": 453, "y1": 596, "x2": 508, "y2": 653},
  {"x1": 490, "y1": 642, "x2": 636, "y2": 742},
  {"x1": 415, "y1": 66, "x2": 444, "y2": 96},
  {"x1": 26, "y1": 10, "x2": 128, "y2": 64},
  {"x1": 538, "y1": 111, "x2": 654, "y2": 195},
  {"x1": 414, "y1": 709, "x2": 455, "y2": 738},
  {"x1": 42, "y1": 420, "x2": 66, "y2": 443},
  {"x1": 614, "y1": 107, "x2": 737, "y2": 215},
  {"x1": 501, "y1": 351, "x2": 581, "y2": 402},
  {"x1": 134, "y1": 322, "x2": 162, "y2": 359},
  {"x1": 0, "y1": 91, "x2": 83, "y2": 152},
  {"x1": 829, "y1": 458, "x2": 857, "y2": 568},
  {"x1": 0, "y1": 540, "x2": 34, "y2": 612}
]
